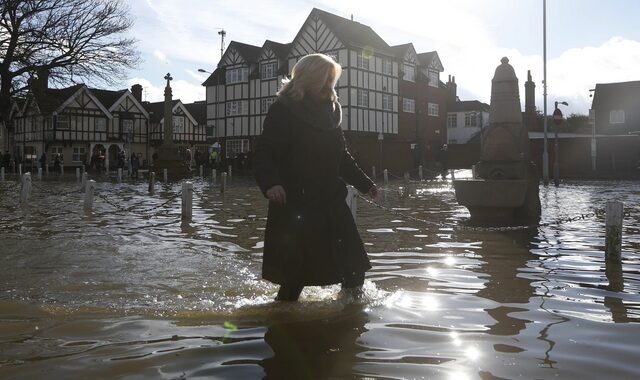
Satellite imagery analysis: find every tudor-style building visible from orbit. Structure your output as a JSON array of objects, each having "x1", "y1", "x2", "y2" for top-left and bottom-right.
[{"x1": 202, "y1": 8, "x2": 448, "y2": 173}]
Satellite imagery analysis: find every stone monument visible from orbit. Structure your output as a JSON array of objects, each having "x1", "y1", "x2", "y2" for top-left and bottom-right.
[
  {"x1": 453, "y1": 57, "x2": 541, "y2": 222},
  {"x1": 152, "y1": 73, "x2": 191, "y2": 179}
]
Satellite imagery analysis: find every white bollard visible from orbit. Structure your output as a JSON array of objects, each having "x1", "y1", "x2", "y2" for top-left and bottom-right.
[
  {"x1": 20, "y1": 173, "x2": 32, "y2": 203},
  {"x1": 181, "y1": 181, "x2": 193, "y2": 221},
  {"x1": 199, "y1": 165, "x2": 203, "y2": 178},
  {"x1": 345, "y1": 185, "x2": 358, "y2": 221},
  {"x1": 419, "y1": 165, "x2": 423, "y2": 181},
  {"x1": 211, "y1": 169, "x2": 217, "y2": 185},
  {"x1": 82, "y1": 172, "x2": 88, "y2": 191},
  {"x1": 60, "y1": 164, "x2": 64, "y2": 176},
  {"x1": 18, "y1": 163, "x2": 22, "y2": 176},
  {"x1": 76, "y1": 167, "x2": 80, "y2": 180},
  {"x1": 148, "y1": 171, "x2": 156, "y2": 195},
  {"x1": 163, "y1": 168, "x2": 168, "y2": 183},
  {"x1": 38, "y1": 167, "x2": 42, "y2": 180},
  {"x1": 605, "y1": 201, "x2": 623, "y2": 263},
  {"x1": 220, "y1": 172, "x2": 227, "y2": 194},
  {"x1": 228, "y1": 165, "x2": 232, "y2": 180},
  {"x1": 117, "y1": 168, "x2": 122, "y2": 181},
  {"x1": 450, "y1": 169, "x2": 455, "y2": 180},
  {"x1": 1, "y1": 167, "x2": 4, "y2": 181},
  {"x1": 402, "y1": 172, "x2": 410, "y2": 198},
  {"x1": 84, "y1": 180, "x2": 95, "y2": 211},
  {"x1": 372, "y1": 166, "x2": 376, "y2": 180},
  {"x1": 383, "y1": 169, "x2": 389, "y2": 185}
]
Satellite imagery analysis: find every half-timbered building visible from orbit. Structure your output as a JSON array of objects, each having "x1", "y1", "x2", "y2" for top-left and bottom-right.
[{"x1": 203, "y1": 8, "x2": 448, "y2": 173}]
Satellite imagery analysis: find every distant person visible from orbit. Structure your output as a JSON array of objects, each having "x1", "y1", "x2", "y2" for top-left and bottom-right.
[
  {"x1": 131, "y1": 153, "x2": 140, "y2": 179},
  {"x1": 254, "y1": 53, "x2": 379, "y2": 302},
  {"x1": 39, "y1": 152, "x2": 47, "y2": 171},
  {"x1": 53, "y1": 154, "x2": 61, "y2": 173}
]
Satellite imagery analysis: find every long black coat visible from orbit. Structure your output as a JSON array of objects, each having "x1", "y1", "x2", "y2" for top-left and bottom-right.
[{"x1": 254, "y1": 99, "x2": 374, "y2": 286}]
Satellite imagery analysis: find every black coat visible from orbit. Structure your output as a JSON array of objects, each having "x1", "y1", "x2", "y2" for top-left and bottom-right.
[{"x1": 254, "y1": 99, "x2": 374, "y2": 286}]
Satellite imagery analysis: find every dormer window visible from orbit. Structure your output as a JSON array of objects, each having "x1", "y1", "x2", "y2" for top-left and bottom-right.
[
  {"x1": 403, "y1": 64, "x2": 415, "y2": 82},
  {"x1": 226, "y1": 68, "x2": 249, "y2": 84},
  {"x1": 428, "y1": 69, "x2": 439, "y2": 87}
]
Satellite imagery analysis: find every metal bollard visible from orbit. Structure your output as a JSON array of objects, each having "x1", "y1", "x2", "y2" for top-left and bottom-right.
[
  {"x1": 345, "y1": 185, "x2": 358, "y2": 220},
  {"x1": 38, "y1": 167, "x2": 43, "y2": 180},
  {"x1": 220, "y1": 172, "x2": 227, "y2": 194},
  {"x1": 84, "y1": 180, "x2": 95, "y2": 211},
  {"x1": 383, "y1": 169, "x2": 389, "y2": 185},
  {"x1": 76, "y1": 167, "x2": 81, "y2": 180},
  {"x1": 181, "y1": 181, "x2": 193, "y2": 221},
  {"x1": 60, "y1": 164, "x2": 64, "y2": 176},
  {"x1": 163, "y1": 168, "x2": 168, "y2": 183},
  {"x1": 211, "y1": 169, "x2": 217, "y2": 185},
  {"x1": 18, "y1": 163, "x2": 22, "y2": 176},
  {"x1": 1, "y1": 167, "x2": 4, "y2": 181},
  {"x1": 605, "y1": 201, "x2": 623, "y2": 263},
  {"x1": 419, "y1": 165, "x2": 423, "y2": 181},
  {"x1": 450, "y1": 169, "x2": 455, "y2": 180},
  {"x1": 82, "y1": 172, "x2": 88, "y2": 191},
  {"x1": 228, "y1": 165, "x2": 232, "y2": 180},
  {"x1": 82, "y1": 164, "x2": 86, "y2": 174},
  {"x1": 148, "y1": 172, "x2": 155, "y2": 195},
  {"x1": 372, "y1": 166, "x2": 376, "y2": 180},
  {"x1": 45, "y1": 165, "x2": 49, "y2": 175},
  {"x1": 20, "y1": 173, "x2": 32, "y2": 203},
  {"x1": 199, "y1": 165, "x2": 203, "y2": 178},
  {"x1": 117, "y1": 168, "x2": 122, "y2": 181},
  {"x1": 402, "y1": 172, "x2": 410, "y2": 198}
]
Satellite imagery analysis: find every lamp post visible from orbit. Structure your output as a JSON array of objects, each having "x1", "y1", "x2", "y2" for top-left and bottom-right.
[
  {"x1": 553, "y1": 101, "x2": 568, "y2": 187},
  {"x1": 542, "y1": 0, "x2": 549, "y2": 185}
]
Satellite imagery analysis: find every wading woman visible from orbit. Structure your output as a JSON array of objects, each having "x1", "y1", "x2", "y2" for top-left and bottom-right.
[{"x1": 255, "y1": 53, "x2": 379, "y2": 302}]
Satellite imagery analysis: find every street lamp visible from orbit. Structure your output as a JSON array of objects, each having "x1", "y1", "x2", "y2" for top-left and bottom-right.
[
  {"x1": 198, "y1": 68, "x2": 211, "y2": 74},
  {"x1": 553, "y1": 101, "x2": 568, "y2": 187}
]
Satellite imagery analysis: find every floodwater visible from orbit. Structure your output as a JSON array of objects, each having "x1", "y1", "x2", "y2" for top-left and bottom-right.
[{"x1": 1, "y1": 171, "x2": 639, "y2": 380}]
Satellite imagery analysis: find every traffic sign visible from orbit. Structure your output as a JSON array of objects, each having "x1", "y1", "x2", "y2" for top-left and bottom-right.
[{"x1": 553, "y1": 108, "x2": 563, "y2": 125}]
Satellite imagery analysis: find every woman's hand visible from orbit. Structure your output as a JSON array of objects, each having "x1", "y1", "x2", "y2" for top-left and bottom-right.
[
  {"x1": 367, "y1": 184, "x2": 379, "y2": 199},
  {"x1": 266, "y1": 185, "x2": 287, "y2": 204}
]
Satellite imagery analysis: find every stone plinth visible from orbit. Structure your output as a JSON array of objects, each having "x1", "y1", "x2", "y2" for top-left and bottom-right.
[
  {"x1": 454, "y1": 179, "x2": 527, "y2": 221},
  {"x1": 153, "y1": 145, "x2": 191, "y2": 180}
]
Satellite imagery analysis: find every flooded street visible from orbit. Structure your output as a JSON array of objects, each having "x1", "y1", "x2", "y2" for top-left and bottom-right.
[{"x1": 1, "y1": 172, "x2": 639, "y2": 379}]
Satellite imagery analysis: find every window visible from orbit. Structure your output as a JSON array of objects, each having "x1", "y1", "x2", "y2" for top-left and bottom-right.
[
  {"x1": 382, "y1": 59, "x2": 392, "y2": 75},
  {"x1": 465, "y1": 112, "x2": 477, "y2": 127},
  {"x1": 428, "y1": 70, "x2": 439, "y2": 87},
  {"x1": 382, "y1": 94, "x2": 393, "y2": 111},
  {"x1": 261, "y1": 97, "x2": 276, "y2": 113},
  {"x1": 325, "y1": 51, "x2": 339, "y2": 62},
  {"x1": 609, "y1": 109, "x2": 625, "y2": 124},
  {"x1": 447, "y1": 113, "x2": 457, "y2": 128},
  {"x1": 261, "y1": 62, "x2": 277, "y2": 80},
  {"x1": 225, "y1": 68, "x2": 249, "y2": 84},
  {"x1": 173, "y1": 116, "x2": 184, "y2": 133},
  {"x1": 428, "y1": 103, "x2": 439, "y2": 116},
  {"x1": 225, "y1": 138, "x2": 250, "y2": 158},
  {"x1": 356, "y1": 52, "x2": 369, "y2": 70},
  {"x1": 403, "y1": 64, "x2": 415, "y2": 82},
  {"x1": 95, "y1": 118, "x2": 106, "y2": 132},
  {"x1": 50, "y1": 146, "x2": 63, "y2": 157},
  {"x1": 356, "y1": 89, "x2": 369, "y2": 107},
  {"x1": 402, "y1": 98, "x2": 415, "y2": 113},
  {"x1": 72, "y1": 147, "x2": 86, "y2": 162},
  {"x1": 56, "y1": 115, "x2": 69, "y2": 129},
  {"x1": 226, "y1": 101, "x2": 243, "y2": 116},
  {"x1": 122, "y1": 119, "x2": 134, "y2": 134}
]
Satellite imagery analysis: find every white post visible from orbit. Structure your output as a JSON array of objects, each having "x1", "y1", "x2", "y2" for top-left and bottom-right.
[
  {"x1": 76, "y1": 167, "x2": 80, "y2": 180},
  {"x1": 0, "y1": 167, "x2": 4, "y2": 181},
  {"x1": 419, "y1": 165, "x2": 423, "y2": 181},
  {"x1": 228, "y1": 165, "x2": 232, "y2": 180},
  {"x1": 472, "y1": 164, "x2": 477, "y2": 178},
  {"x1": 220, "y1": 172, "x2": 227, "y2": 194},
  {"x1": 199, "y1": 165, "x2": 203, "y2": 178},
  {"x1": 450, "y1": 169, "x2": 455, "y2": 180},
  {"x1": 148, "y1": 172, "x2": 155, "y2": 195},
  {"x1": 345, "y1": 185, "x2": 358, "y2": 221},
  {"x1": 383, "y1": 169, "x2": 389, "y2": 185},
  {"x1": 117, "y1": 168, "x2": 122, "y2": 181},
  {"x1": 45, "y1": 164, "x2": 49, "y2": 175},
  {"x1": 605, "y1": 201, "x2": 623, "y2": 263},
  {"x1": 60, "y1": 164, "x2": 64, "y2": 176},
  {"x1": 371, "y1": 166, "x2": 376, "y2": 180},
  {"x1": 182, "y1": 181, "x2": 193, "y2": 221},
  {"x1": 211, "y1": 169, "x2": 217, "y2": 185},
  {"x1": 82, "y1": 172, "x2": 88, "y2": 191},
  {"x1": 402, "y1": 172, "x2": 410, "y2": 198},
  {"x1": 18, "y1": 163, "x2": 22, "y2": 176},
  {"x1": 38, "y1": 167, "x2": 42, "y2": 180},
  {"x1": 82, "y1": 164, "x2": 86, "y2": 173},
  {"x1": 163, "y1": 168, "x2": 168, "y2": 183},
  {"x1": 84, "y1": 179, "x2": 95, "y2": 211},
  {"x1": 20, "y1": 173, "x2": 31, "y2": 203}
]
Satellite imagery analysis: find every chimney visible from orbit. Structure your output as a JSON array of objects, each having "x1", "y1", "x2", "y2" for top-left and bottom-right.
[
  {"x1": 524, "y1": 70, "x2": 535, "y2": 130},
  {"x1": 446, "y1": 75, "x2": 457, "y2": 104},
  {"x1": 131, "y1": 84, "x2": 143, "y2": 102},
  {"x1": 30, "y1": 68, "x2": 50, "y2": 94}
]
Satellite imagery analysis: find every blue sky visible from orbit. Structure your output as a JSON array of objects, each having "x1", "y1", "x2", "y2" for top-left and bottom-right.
[{"x1": 122, "y1": 0, "x2": 640, "y2": 116}]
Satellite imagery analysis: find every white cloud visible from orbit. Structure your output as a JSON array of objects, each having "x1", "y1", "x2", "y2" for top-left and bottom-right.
[{"x1": 153, "y1": 50, "x2": 169, "y2": 64}]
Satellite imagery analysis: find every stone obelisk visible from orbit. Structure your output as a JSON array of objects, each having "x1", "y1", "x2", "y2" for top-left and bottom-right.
[{"x1": 152, "y1": 73, "x2": 190, "y2": 179}]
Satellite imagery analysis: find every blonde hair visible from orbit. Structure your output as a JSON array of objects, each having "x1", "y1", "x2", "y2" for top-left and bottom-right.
[{"x1": 277, "y1": 53, "x2": 342, "y2": 102}]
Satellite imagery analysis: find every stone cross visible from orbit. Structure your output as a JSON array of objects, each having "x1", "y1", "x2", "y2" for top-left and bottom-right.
[{"x1": 163, "y1": 73, "x2": 174, "y2": 146}]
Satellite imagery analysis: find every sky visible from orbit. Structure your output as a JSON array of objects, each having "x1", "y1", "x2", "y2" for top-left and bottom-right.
[{"x1": 121, "y1": 0, "x2": 640, "y2": 116}]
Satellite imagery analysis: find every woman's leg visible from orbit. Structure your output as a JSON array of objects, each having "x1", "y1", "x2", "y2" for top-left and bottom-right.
[{"x1": 275, "y1": 284, "x2": 304, "y2": 301}]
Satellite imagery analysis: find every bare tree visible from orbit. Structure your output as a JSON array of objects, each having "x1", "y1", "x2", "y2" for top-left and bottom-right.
[{"x1": 0, "y1": 0, "x2": 139, "y2": 122}]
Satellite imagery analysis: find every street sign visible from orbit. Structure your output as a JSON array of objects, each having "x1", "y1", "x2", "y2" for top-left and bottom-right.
[{"x1": 553, "y1": 108, "x2": 563, "y2": 125}]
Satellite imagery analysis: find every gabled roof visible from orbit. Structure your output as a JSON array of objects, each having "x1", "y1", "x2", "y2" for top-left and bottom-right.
[
  {"x1": 32, "y1": 84, "x2": 84, "y2": 115},
  {"x1": 448, "y1": 100, "x2": 490, "y2": 113},
  {"x1": 91, "y1": 88, "x2": 127, "y2": 108},
  {"x1": 54, "y1": 85, "x2": 112, "y2": 117},
  {"x1": 228, "y1": 41, "x2": 262, "y2": 63},
  {"x1": 390, "y1": 43, "x2": 414, "y2": 58},
  {"x1": 143, "y1": 99, "x2": 198, "y2": 126},
  {"x1": 591, "y1": 80, "x2": 640, "y2": 109},
  {"x1": 184, "y1": 101, "x2": 206, "y2": 125},
  {"x1": 202, "y1": 67, "x2": 223, "y2": 86},
  {"x1": 417, "y1": 51, "x2": 444, "y2": 71},
  {"x1": 308, "y1": 8, "x2": 393, "y2": 56},
  {"x1": 263, "y1": 40, "x2": 291, "y2": 58}
]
